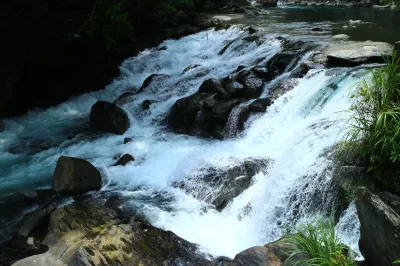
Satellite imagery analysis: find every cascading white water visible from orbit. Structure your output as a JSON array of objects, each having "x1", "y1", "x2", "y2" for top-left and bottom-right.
[{"x1": 0, "y1": 26, "x2": 363, "y2": 258}]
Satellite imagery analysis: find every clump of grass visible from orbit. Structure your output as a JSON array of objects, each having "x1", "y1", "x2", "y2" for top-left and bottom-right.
[
  {"x1": 284, "y1": 214, "x2": 355, "y2": 266},
  {"x1": 341, "y1": 53, "x2": 400, "y2": 192}
]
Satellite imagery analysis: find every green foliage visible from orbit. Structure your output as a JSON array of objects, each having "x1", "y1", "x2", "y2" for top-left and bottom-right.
[
  {"x1": 284, "y1": 214, "x2": 355, "y2": 266},
  {"x1": 394, "y1": 259, "x2": 400, "y2": 264},
  {"x1": 341, "y1": 53, "x2": 400, "y2": 192}
]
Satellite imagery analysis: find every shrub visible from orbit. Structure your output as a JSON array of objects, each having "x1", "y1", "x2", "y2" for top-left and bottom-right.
[
  {"x1": 284, "y1": 214, "x2": 355, "y2": 266},
  {"x1": 341, "y1": 53, "x2": 400, "y2": 192}
]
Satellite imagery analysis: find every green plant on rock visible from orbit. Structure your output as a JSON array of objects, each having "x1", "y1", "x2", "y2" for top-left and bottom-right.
[
  {"x1": 284, "y1": 213, "x2": 355, "y2": 266},
  {"x1": 394, "y1": 259, "x2": 400, "y2": 264},
  {"x1": 341, "y1": 53, "x2": 400, "y2": 193}
]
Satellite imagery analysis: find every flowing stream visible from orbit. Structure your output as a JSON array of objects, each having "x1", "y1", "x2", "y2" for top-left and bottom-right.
[{"x1": 3, "y1": 5, "x2": 398, "y2": 261}]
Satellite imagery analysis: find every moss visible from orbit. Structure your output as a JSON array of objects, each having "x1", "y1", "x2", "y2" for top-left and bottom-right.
[{"x1": 84, "y1": 246, "x2": 96, "y2": 256}]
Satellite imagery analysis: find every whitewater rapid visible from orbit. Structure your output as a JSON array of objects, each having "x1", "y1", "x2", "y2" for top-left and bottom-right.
[{"x1": 0, "y1": 27, "x2": 363, "y2": 258}]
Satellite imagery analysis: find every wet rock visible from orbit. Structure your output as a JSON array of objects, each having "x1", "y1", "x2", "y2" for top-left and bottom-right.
[
  {"x1": 183, "y1": 64, "x2": 201, "y2": 74},
  {"x1": 174, "y1": 158, "x2": 270, "y2": 210},
  {"x1": 300, "y1": 61, "x2": 324, "y2": 75},
  {"x1": 219, "y1": 40, "x2": 235, "y2": 56},
  {"x1": 18, "y1": 189, "x2": 55, "y2": 204},
  {"x1": 356, "y1": 188, "x2": 400, "y2": 266},
  {"x1": 243, "y1": 77, "x2": 264, "y2": 99},
  {"x1": 248, "y1": 27, "x2": 257, "y2": 34},
  {"x1": 167, "y1": 93, "x2": 209, "y2": 134},
  {"x1": 204, "y1": 94, "x2": 221, "y2": 108},
  {"x1": 249, "y1": 98, "x2": 274, "y2": 112},
  {"x1": 213, "y1": 256, "x2": 232, "y2": 266},
  {"x1": 234, "y1": 6, "x2": 247, "y2": 13},
  {"x1": 113, "y1": 154, "x2": 135, "y2": 166},
  {"x1": 113, "y1": 91, "x2": 136, "y2": 105},
  {"x1": 312, "y1": 26, "x2": 324, "y2": 32},
  {"x1": 142, "y1": 99, "x2": 154, "y2": 111},
  {"x1": 124, "y1": 137, "x2": 132, "y2": 144},
  {"x1": 53, "y1": 156, "x2": 102, "y2": 196},
  {"x1": 270, "y1": 78, "x2": 299, "y2": 100},
  {"x1": 139, "y1": 74, "x2": 170, "y2": 93},
  {"x1": 325, "y1": 41, "x2": 393, "y2": 67},
  {"x1": 267, "y1": 52, "x2": 298, "y2": 79},
  {"x1": 230, "y1": 246, "x2": 281, "y2": 266},
  {"x1": 90, "y1": 101, "x2": 130, "y2": 135},
  {"x1": 212, "y1": 99, "x2": 242, "y2": 121},
  {"x1": 199, "y1": 78, "x2": 230, "y2": 100},
  {"x1": 48, "y1": 203, "x2": 120, "y2": 234},
  {"x1": 252, "y1": 66, "x2": 269, "y2": 78},
  {"x1": 236, "y1": 69, "x2": 252, "y2": 84},
  {"x1": 14, "y1": 218, "x2": 212, "y2": 266},
  {"x1": 19, "y1": 205, "x2": 56, "y2": 237},
  {"x1": 225, "y1": 81, "x2": 245, "y2": 97},
  {"x1": 377, "y1": 191, "x2": 400, "y2": 217}
]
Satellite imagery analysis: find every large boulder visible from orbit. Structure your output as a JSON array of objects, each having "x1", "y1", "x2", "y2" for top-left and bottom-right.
[
  {"x1": 90, "y1": 101, "x2": 130, "y2": 135},
  {"x1": 212, "y1": 99, "x2": 241, "y2": 121},
  {"x1": 167, "y1": 93, "x2": 209, "y2": 134},
  {"x1": 243, "y1": 77, "x2": 264, "y2": 99},
  {"x1": 48, "y1": 203, "x2": 120, "y2": 234},
  {"x1": 325, "y1": 41, "x2": 393, "y2": 67},
  {"x1": 199, "y1": 78, "x2": 230, "y2": 100},
  {"x1": 356, "y1": 188, "x2": 400, "y2": 266},
  {"x1": 53, "y1": 156, "x2": 102, "y2": 196},
  {"x1": 13, "y1": 219, "x2": 212, "y2": 266}
]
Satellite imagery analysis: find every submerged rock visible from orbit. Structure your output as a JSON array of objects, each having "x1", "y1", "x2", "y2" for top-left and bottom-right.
[
  {"x1": 139, "y1": 74, "x2": 170, "y2": 93},
  {"x1": 90, "y1": 101, "x2": 130, "y2": 135},
  {"x1": 325, "y1": 41, "x2": 393, "y2": 66},
  {"x1": 174, "y1": 158, "x2": 270, "y2": 210},
  {"x1": 48, "y1": 203, "x2": 120, "y2": 234},
  {"x1": 123, "y1": 137, "x2": 132, "y2": 144},
  {"x1": 113, "y1": 154, "x2": 135, "y2": 166},
  {"x1": 53, "y1": 156, "x2": 102, "y2": 196},
  {"x1": 113, "y1": 91, "x2": 136, "y2": 105},
  {"x1": 356, "y1": 188, "x2": 400, "y2": 266}
]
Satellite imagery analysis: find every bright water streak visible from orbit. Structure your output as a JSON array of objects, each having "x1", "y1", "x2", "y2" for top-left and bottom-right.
[{"x1": 0, "y1": 27, "x2": 362, "y2": 258}]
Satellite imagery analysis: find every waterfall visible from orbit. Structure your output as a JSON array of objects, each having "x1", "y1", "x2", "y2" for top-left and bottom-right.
[{"x1": 0, "y1": 26, "x2": 364, "y2": 258}]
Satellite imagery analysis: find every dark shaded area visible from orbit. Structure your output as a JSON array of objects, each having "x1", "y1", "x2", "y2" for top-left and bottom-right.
[{"x1": 0, "y1": 0, "x2": 227, "y2": 117}]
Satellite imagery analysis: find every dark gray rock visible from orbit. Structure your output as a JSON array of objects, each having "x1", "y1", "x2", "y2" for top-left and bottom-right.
[
  {"x1": 377, "y1": 191, "x2": 400, "y2": 215},
  {"x1": 230, "y1": 246, "x2": 277, "y2": 265},
  {"x1": 113, "y1": 91, "x2": 136, "y2": 105},
  {"x1": 0, "y1": 120, "x2": 4, "y2": 132},
  {"x1": 225, "y1": 81, "x2": 245, "y2": 97},
  {"x1": 312, "y1": 27, "x2": 324, "y2": 32},
  {"x1": 199, "y1": 78, "x2": 230, "y2": 100},
  {"x1": 213, "y1": 256, "x2": 232, "y2": 266},
  {"x1": 113, "y1": 154, "x2": 135, "y2": 166},
  {"x1": 254, "y1": 0, "x2": 278, "y2": 7},
  {"x1": 53, "y1": 156, "x2": 102, "y2": 196},
  {"x1": 212, "y1": 99, "x2": 241, "y2": 121},
  {"x1": 18, "y1": 189, "x2": 55, "y2": 204},
  {"x1": 252, "y1": 66, "x2": 269, "y2": 78},
  {"x1": 231, "y1": 0, "x2": 250, "y2": 7},
  {"x1": 19, "y1": 205, "x2": 56, "y2": 237},
  {"x1": 204, "y1": 94, "x2": 221, "y2": 108},
  {"x1": 248, "y1": 27, "x2": 257, "y2": 34},
  {"x1": 167, "y1": 93, "x2": 209, "y2": 134},
  {"x1": 174, "y1": 158, "x2": 270, "y2": 210},
  {"x1": 90, "y1": 101, "x2": 130, "y2": 135},
  {"x1": 139, "y1": 74, "x2": 170, "y2": 92},
  {"x1": 183, "y1": 64, "x2": 201, "y2": 74},
  {"x1": 124, "y1": 137, "x2": 132, "y2": 144},
  {"x1": 243, "y1": 77, "x2": 264, "y2": 99},
  {"x1": 249, "y1": 98, "x2": 274, "y2": 112},
  {"x1": 142, "y1": 100, "x2": 154, "y2": 111},
  {"x1": 267, "y1": 52, "x2": 298, "y2": 79},
  {"x1": 356, "y1": 188, "x2": 400, "y2": 266}
]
